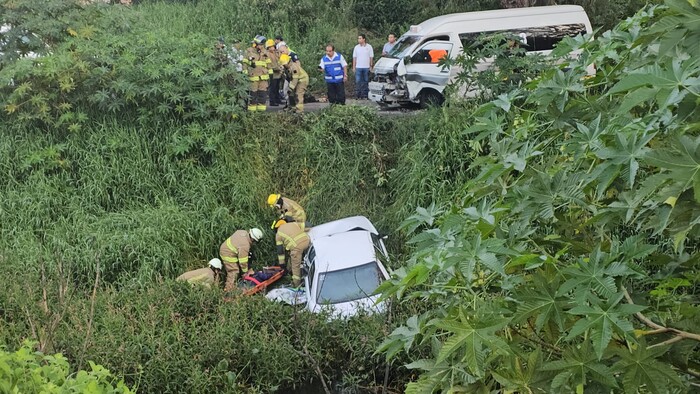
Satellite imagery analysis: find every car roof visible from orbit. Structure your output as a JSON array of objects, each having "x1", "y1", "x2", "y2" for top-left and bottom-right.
[
  {"x1": 311, "y1": 230, "x2": 377, "y2": 272},
  {"x1": 309, "y1": 215, "x2": 379, "y2": 239},
  {"x1": 405, "y1": 5, "x2": 587, "y2": 37}
]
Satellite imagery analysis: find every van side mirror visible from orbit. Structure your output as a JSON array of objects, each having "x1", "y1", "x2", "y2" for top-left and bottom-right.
[{"x1": 403, "y1": 55, "x2": 411, "y2": 65}]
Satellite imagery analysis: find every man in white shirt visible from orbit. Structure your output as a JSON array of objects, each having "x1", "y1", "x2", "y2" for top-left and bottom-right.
[
  {"x1": 319, "y1": 44, "x2": 348, "y2": 105},
  {"x1": 274, "y1": 35, "x2": 287, "y2": 50},
  {"x1": 352, "y1": 34, "x2": 374, "y2": 100},
  {"x1": 382, "y1": 33, "x2": 397, "y2": 56}
]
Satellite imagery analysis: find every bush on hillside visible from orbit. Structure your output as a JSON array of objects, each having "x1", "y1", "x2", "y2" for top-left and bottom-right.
[
  {"x1": 0, "y1": 3, "x2": 247, "y2": 131},
  {"x1": 379, "y1": 1, "x2": 700, "y2": 392},
  {"x1": 0, "y1": 341, "x2": 134, "y2": 393}
]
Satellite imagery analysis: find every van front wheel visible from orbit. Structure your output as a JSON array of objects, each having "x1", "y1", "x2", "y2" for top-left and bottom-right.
[{"x1": 419, "y1": 90, "x2": 444, "y2": 108}]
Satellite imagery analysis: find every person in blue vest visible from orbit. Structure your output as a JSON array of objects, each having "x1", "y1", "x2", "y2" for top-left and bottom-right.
[{"x1": 318, "y1": 44, "x2": 348, "y2": 105}]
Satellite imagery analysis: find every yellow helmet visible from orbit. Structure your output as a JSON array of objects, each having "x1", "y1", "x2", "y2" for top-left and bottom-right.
[
  {"x1": 265, "y1": 39, "x2": 275, "y2": 48},
  {"x1": 267, "y1": 193, "x2": 281, "y2": 207},
  {"x1": 279, "y1": 53, "x2": 291, "y2": 65},
  {"x1": 271, "y1": 219, "x2": 287, "y2": 230}
]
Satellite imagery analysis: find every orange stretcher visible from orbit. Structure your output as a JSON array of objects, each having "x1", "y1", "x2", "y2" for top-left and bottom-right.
[{"x1": 241, "y1": 266, "x2": 286, "y2": 295}]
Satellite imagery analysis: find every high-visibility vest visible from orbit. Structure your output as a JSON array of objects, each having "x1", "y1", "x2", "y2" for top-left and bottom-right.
[
  {"x1": 429, "y1": 49, "x2": 447, "y2": 63},
  {"x1": 322, "y1": 53, "x2": 344, "y2": 83},
  {"x1": 220, "y1": 230, "x2": 250, "y2": 265}
]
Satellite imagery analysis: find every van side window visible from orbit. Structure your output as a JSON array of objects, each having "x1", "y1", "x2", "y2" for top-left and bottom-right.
[
  {"x1": 460, "y1": 24, "x2": 586, "y2": 53},
  {"x1": 411, "y1": 41, "x2": 453, "y2": 64}
]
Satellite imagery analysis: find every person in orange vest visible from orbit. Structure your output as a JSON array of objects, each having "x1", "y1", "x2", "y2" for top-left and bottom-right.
[
  {"x1": 267, "y1": 193, "x2": 307, "y2": 229},
  {"x1": 428, "y1": 48, "x2": 448, "y2": 63},
  {"x1": 219, "y1": 228, "x2": 264, "y2": 290},
  {"x1": 272, "y1": 219, "x2": 309, "y2": 288},
  {"x1": 176, "y1": 258, "x2": 226, "y2": 288}
]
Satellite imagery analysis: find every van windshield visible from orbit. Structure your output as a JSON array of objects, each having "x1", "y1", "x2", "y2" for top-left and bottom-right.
[{"x1": 387, "y1": 35, "x2": 421, "y2": 59}]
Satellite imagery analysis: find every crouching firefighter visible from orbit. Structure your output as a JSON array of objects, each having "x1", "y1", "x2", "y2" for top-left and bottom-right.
[
  {"x1": 176, "y1": 258, "x2": 226, "y2": 288},
  {"x1": 279, "y1": 53, "x2": 308, "y2": 113},
  {"x1": 272, "y1": 219, "x2": 309, "y2": 288},
  {"x1": 219, "y1": 228, "x2": 264, "y2": 291}
]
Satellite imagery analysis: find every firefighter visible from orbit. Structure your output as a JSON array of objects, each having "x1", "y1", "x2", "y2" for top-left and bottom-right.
[
  {"x1": 219, "y1": 228, "x2": 264, "y2": 290},
  {"x1": 272, "y1": 219, "x2": 309, "y2": 288},
  {"x1": 266, "y1": 39, "x2": 283, "y2": 106},
  {"x1": 279, "y1": 53, "x2": 308, "y2": 113},
  {"x1": 242, "y1": 35, "x2": 273, "y2": 111},
  {"x1": 176, "y1": 258, "x2": 226, "y2": 288},
  {"x1": 266, "y1": 193, "x2": 306, "y2": 229}
]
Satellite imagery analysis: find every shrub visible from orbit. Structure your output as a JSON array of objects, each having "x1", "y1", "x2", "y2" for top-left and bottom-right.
[{"x1": 0, "y1": 341, "x2": 134, "y2": 393}]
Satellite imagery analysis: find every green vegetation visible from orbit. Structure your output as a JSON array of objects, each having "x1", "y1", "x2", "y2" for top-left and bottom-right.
[
  {"x1": 2, "y1": 0, "x2": 697, "y2": 392},
  {"x1": 379, "y1": 1, "x2": 700, "y2": 392},
  {"x1": 0, "y1": 342, "x2": 133, "y2": 393}
]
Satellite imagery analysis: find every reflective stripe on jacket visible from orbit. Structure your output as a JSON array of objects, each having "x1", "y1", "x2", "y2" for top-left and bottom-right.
[
  {"x1": 322, "y1": 53, "x2": 344, "y2": 83},
  {"x1": 246, "y1": 47, "x2": 273, "y2": 81},
  {"x1": 278, "y1": 197, "x2": 306, "y2": 225},
  {"x1": 219, "y1": 230, "x2": 251, "y2": 264},
  {"x1": 275, "y1": 222, "x2": 309, "y2": 263}
]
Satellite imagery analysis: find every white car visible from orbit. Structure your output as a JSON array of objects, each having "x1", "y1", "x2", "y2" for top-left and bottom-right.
[{"x1": 303, "y1": 216, "x2": 390, "y2": 318}]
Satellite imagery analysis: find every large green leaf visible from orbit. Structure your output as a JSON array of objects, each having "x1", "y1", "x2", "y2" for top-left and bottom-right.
[
  {"x1": 645, "y1": 135, "x2": 700, "y2": 202},
  {"x1": 431, "y1": 311, "x2": 511, "y2": 377},
  {"x1": 566, "y1": 292, "x2": 645, "y2": 359},
  {"x1": 612, "y1": 342, "x2": 685, "y2": 393},
  {"x1": 514, "y1": 274, "x2": 568, "y2": 332},
  {"x1": 541, "y1": 343, "x2": 618, "y2": 390}
]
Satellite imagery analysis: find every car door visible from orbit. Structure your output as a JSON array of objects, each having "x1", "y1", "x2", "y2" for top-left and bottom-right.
[{"x1": 401, "y1": 39, "x2": 454, "y2": 100}]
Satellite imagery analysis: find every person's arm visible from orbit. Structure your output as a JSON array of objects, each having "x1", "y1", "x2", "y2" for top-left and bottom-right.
[
  {"x1": 276, "y1": 235, "x2": 286, "y2": 266},
  {"x1": 341, "y1": 55, "x2": 348, "y2": 82},
  {"x1": 369, "y1": 45, "x2": 374, "y2": 69},
  {"x1": 352, "y1": 47, "x2": 357, "y2": 71}
]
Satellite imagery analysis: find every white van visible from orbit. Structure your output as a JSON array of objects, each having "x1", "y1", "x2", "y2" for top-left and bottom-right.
[{"x1": 368, "y1": 5, "x2": 593, "y2": 107}]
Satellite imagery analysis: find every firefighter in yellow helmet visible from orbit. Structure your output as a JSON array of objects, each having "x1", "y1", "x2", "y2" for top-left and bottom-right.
[
  {"x1": 242, "y1": 35, "x2": 273, "y2": 111},
  {"x1": 279, "y1": 53, "x2": 309, "y2": 113},
  {"x1": 272, "y1": 219, "x2": 309, "y2": 287},
  {"x1": 266, "y1": 39, "x2": 283, "y2": 106},
  {"x1": 219, "y1": 228, "x2": 264, "y2": 291},
  {"x1": 267, "y1": 193, "x2": 307, "y2": 229}
]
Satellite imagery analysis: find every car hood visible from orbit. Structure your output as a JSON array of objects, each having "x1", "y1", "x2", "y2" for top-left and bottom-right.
[
  {"x1": 309, "y1": 294, "x2": 386, "y2": 319},
  {"x1": 374, "y1": 57, "x2": 400, "y2": 75}
]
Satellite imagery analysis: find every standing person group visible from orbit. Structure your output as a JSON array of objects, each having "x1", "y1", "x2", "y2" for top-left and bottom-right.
[{"x1": 221, "y1": 32, "x2": 405, "y2": 111}]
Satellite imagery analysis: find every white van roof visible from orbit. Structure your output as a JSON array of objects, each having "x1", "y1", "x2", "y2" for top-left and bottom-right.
[{"x1": 407, "y1": 5, "x2": 589, "y2": 36}]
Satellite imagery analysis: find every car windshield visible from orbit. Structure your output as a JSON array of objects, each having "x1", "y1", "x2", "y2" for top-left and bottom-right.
[
  {"x1": 387, "y1": 35, "x2": 421, "y2": 58},
  {"x1": 316, "y1": 262, "x2": 384, "y2": 304}
]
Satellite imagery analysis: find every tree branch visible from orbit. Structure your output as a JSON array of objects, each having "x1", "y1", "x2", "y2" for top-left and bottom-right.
[
  {"x1": 512, "y1": 326, "x2": 562, "y2": 354},
  {"x1": 78, "y1": 258, "x2": 101, "y2": 370},
  {"x1": 622, "y1": 287, "x2": 700, "y2": 343}
]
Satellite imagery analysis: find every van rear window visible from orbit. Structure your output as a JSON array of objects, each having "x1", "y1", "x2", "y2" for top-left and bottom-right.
[{"x1": 459, "y1": 23, "x2": 587, "y2": 52}]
